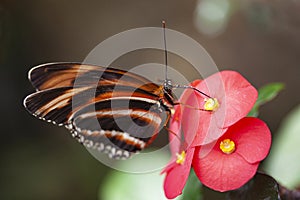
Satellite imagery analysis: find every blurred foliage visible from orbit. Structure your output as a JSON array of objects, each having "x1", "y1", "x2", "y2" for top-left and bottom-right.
[
  {"x1": 194, "y1": 0, "x2": 234, "y2": 36},
  {"x1": 1, "y1": 134, "x2": 109, "y2": 200},
  {"x1": 243, "y1": 1, "x2": 273, "y2": 29},
  {"x1": 99, "y1": 150, "x2": 172, "y2": 200},
  {"x1": 248, "y1": 83, "x2": 284, "y2": 117},
  {"x1": 100, "y1": 170, "x2": 167, "y2": 200},
  {"x1": 265, "y1": 104, "x2": 300, "y2": 189}
]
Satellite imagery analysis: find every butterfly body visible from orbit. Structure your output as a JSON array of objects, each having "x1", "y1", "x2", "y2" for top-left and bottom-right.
[{"x1": 24, "y1": 63, "x2": 175, "y2": 159}]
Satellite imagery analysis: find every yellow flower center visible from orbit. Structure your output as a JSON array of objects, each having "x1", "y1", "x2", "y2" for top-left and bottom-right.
[
  {"x1": 220, "y1": 139, "x2": 235, "y2": 154},
  {"x1": 204, "y1": 98, "x2": 219, "y2": 111},
  {"x1": 176, "y1": 151, "x2": 186, "y2": 165}
]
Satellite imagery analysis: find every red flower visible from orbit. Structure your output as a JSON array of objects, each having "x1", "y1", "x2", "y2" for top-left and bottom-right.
[
  {"x1": 180, "y1": 71, "x2": 258, "y2": 147},
  {"x1": 162, "y1": 106, "x2": 195, "y2": 199},
  {"x1": 162, "y1": 147, "x2": 195, "y2": 199},
  {"x1": 162, "y1": 71, "x2": 265, "y2": 198},
  {"x1": 192, "y1": 117, "x2": 271, "y2": 192}
]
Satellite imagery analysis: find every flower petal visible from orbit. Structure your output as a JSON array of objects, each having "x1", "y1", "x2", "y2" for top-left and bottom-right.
[
  {"x1": 193, "y1": 146, "x2": 259, "y2": 192},
  {"x1": 180, "y1": 71, "x2": 257, "y2": 146},
  {"x1": 163, "y1": 147, "x2": 195, "y2": 199},
  {"x1": 180, "y1": 88, "x2": 202, "y2": 146},
  {"x1": 227, "y1": 117, "x2": 272, "y2": 163},
  {"x1": 168, "y1": 105, "x2": 183, "y2": 156},
  {"x1": 193, "y1": 71, "x2": 258, "y2": 128},
  {"x1": 195, "y1": 114, "x2": 228, "y2": 146},
  {"x1": 180, "y1": 79, "x2": 225, "y2": 146},
  {"x1": 218, "y1": 71, "x2": 258, "y2": 127}
]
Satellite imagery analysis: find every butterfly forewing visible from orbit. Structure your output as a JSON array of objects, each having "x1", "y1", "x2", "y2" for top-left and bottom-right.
[
  {"x1": 24, "y1": 86, "x2": 92, "y2": 125},
  {"x1": 24, "y1": 83, "x2": 165, "y2": 126},
  {"x1": 29, "y1": 63, "x2": 160, "y2": 93},
  {"x1": 24, "y1": 63, "x2": 174, "y2": 159}
]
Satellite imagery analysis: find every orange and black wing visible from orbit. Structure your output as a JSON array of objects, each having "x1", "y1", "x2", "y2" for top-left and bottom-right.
[
  {"x1": 24, "y1": 63, "x2": 172, "y2": 158},
  {"x1": 28, "y1": 62, "x2": 161, "y2": 94}
]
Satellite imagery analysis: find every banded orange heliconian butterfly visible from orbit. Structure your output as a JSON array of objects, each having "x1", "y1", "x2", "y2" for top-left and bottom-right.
[
  {"x1": 24, "y1": 22, "x2": 179, "y2": 159},
  {"x1": 23, "y1": 22, "x2": 208, "y2": 159},
  {"x1": 24, "y1": 61, "x2": 176, "y2": 159}
]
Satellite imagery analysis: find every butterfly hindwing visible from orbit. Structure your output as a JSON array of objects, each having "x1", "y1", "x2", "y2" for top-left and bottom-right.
[{"x1": 71, "y1": 97, "x2": 169, "y2": 156}]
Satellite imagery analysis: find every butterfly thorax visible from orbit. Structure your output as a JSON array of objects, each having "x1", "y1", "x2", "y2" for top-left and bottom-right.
[{"x1": 155, "y1": 79, "x2": 176, "y2": 116}]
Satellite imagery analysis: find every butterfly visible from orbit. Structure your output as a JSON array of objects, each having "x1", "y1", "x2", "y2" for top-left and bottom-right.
[{"x1": 23, "y1": 62, "x2": 176, "y2": 159}]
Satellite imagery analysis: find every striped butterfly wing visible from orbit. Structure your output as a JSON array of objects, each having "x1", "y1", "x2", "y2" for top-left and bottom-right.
[
  {"x1": 28, "y1": 62, "x2": 160, "y2": 92},
  {"x1": 71, "y1": 95, "x2": 169, "y2": 158},
  {"x1": 24, "y1": 63, "x2": 174, "y2": 159}
]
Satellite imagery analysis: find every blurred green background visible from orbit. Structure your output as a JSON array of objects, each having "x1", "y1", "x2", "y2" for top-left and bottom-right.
[{"x1": 1, "y1": 0, "x2": 300, "y2": 199}]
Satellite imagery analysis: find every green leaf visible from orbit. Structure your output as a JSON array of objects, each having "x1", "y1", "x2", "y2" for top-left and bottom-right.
[
  {"x1": 264, "y1": 104, "x2": 300, "y2": 189},
  {"x1": 248, "y1": 82, "x2": 284, "y2": 117},
  {"x1": 201, "y1": 172, "x2": 280, "y2": 200}
]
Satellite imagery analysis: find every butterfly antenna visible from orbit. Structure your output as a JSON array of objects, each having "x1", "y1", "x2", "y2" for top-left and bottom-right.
[
  {"x1": 161, "y1": 21, "x2": 212, "y2": 99},
  {"x1": 162, "y1": 20, "x2": 170, "y2": 88}
]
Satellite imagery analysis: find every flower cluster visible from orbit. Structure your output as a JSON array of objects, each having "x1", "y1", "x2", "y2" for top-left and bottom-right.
[{"x1": 162, "y1": 71, "x2": 272, "y2": 199}]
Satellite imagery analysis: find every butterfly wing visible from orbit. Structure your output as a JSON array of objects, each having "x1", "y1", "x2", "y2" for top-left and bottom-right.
[
  {"x1": 28, "y1": 62, "x2": 161, "y2": 94},
  {"x1": 71, "y1": 97, "x2": 169, "y2": 159},
  {"x1": 24, "y1": 63, "x2": 172, "y2": 158},
  {"x1": 24, "y1": 86, "x2": 86, "y2": 125},
  {"x1": 24, "y1": 84, "x2": 164, "y2": 125}
]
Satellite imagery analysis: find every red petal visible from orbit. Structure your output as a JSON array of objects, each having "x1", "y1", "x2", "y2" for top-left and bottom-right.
[
  {"x1": 163, "y1": 147, "x2": 195, "y2": 199},
  {"x1": 180, "y1": 72, "x2": 257, "y2": 146},
  {"x1": 180, "y1": 89, "x2": 202, "y2": 146},
  {"x1": 182, "y1": 111, "x2": 228, "y2": 146},
  {"x1": 168, "y1": 105, "x2": 183, "y2": 156},
  {"x1": 226, "y1": 117, "x2": 272, "y2": 163},
  {"x1": 180, "y1": 81, "x2": 227, "y2": 146},
  {"x1": 193, "y1": 114, "x2": 228, "y2": 146},
  {"x1": 193, "y1": 146, "x2": 259, "y2": 192},
  {"x1": 194, "y1": 71, "x2": 258, "y2": 128},
  {"x1": 161, "y1": 159, "x2": 177, "y2": 175},
  {"x1": 219, "y1": 71, "x2": 258, "y2": 127}
]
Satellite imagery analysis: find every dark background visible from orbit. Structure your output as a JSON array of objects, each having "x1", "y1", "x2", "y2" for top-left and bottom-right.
[{"x1": 1, "y1": 0, "x2": 299, "y2": 199}]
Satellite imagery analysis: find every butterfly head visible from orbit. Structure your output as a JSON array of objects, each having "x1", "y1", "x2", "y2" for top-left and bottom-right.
[{"x1": 163, "y1": 78, "x2": 173, "y2": 93}]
